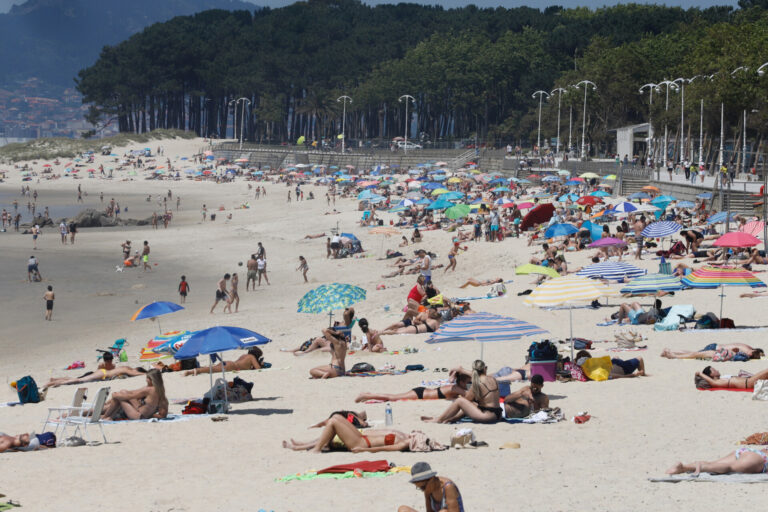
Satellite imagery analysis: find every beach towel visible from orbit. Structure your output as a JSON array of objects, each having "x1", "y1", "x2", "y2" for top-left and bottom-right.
[
  {"x1": 0, "y1": 401, "x2": 22, "y2": 407},
  {"x1": 649, "y1": 473, "x2": 768, "y2": 484},
  {"x1": 698, "y1": 387, "x2": 753, "y2": 392},
  {"x1": 459, "y1": 416, "x2": 524, "y2": 424},
  {"x1": 597, "y1": 320, "x2": 618, "y2": 327},
  {"x1": 452, "y1": 294, "x2": 507, "y2": 302},
  {"x1": 654, "y1": 304, "x2": 696, "y2": 331},
  {"x1": 606, "y1": 346, "x2": 647, "y2": 352},
  {"x1": 276, "y1": 467, "x2": 408, "y2": 483},
  {"x1": 317, "y1": 460, "x2": 391, "y2": 474},
  {"x1": 346, "y1": 370, "x2": 411, "y2": 377}
]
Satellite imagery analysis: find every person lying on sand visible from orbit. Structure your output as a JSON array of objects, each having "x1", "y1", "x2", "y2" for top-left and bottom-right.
[
  {"x1": 611, "y1": 302, "x2": 659, "y2": 325},
  {"x1": 421, "y1": 360, "x2": 502, "y2": 423},
  {"x1": 741, "y1": 290, "x2": 768, "y2": 298},
  {"x1": 0, "y1": 432, "x2": 52, "y2": 453},
  {"x1": 283, "y1": 415, "x2": 410, "y2": 453},
  {"x1": 303, "y1": 233, "x2": 326, "y2": 239},
  {"x1": 458, "y1": 277, "x2": 503, "y2": 289},
  {"x1": 309, "y1": 328, "x2": 348, "y2": 379},
  {"x1": 695, "y1": 366, "x2": 768, "y2": 389},
  {"x1": 503, "y1": 375, "x2": 549, "y2": 418},
  {"x1": 355, "y1": 373, "x2": 471, "y2": 403},
  {"x1": 381, "y1": 309, "x2": 442, "y2": 335},
  {"x1": 101, "y1": 369, "x2": 168, "y2": 420},
  {"x1": 667, "y1": 447, "x2": 768, "y2": 476},
  {"x1": 309, "y1": 410, "x2": 369, "y2": 429},
  {"x1": 44, "y1": 366, "x2": 147, "y2": 389},
  {"x1": 575, "y1": 350, "x2": 647, "y2": 378},
  {"x1": 662, "y1": 344, "x2": 764, "y2": 361},
  {"x1": 184, "y1": 347, "x2": 264, "y2": 376}
]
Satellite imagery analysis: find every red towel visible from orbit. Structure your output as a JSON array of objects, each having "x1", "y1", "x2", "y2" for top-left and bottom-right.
[
  {"x1": 698, "y1": 387, "x2": 753, "y2": 392},
  {"x1": 317, "y1": 460, "x2": 391, "y2": 474}
]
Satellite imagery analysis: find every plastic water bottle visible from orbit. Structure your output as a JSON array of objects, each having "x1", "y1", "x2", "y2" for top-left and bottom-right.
[{"x1": 385, "y1": 402, "x2": 393, "y2": 426}]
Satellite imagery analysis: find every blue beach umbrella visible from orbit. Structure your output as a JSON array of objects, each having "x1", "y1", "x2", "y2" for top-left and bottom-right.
[
  {"x1": 545, "y1": 223, "x2": 579, "y2": 238},
  {"x1": 131, "y1": 301, "x2": 184, "y2": 333},
  {"x1": 577, "y1": 262, "x2": 646, "y2": 281},
  {"x1": 426, "y1": 198, "x2": 453, "y2": 210},
  {"x1": 642, "y1": 221, "x2": 682, "y2": 238},
  {"x1": 628, "y1": 192, "x2": 650, "y2": 200}
]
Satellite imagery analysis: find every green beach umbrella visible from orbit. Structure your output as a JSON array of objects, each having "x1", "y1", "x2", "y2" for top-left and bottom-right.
[
  {"x1": 297, "y1": 283, "x2": 367, "y2": 325},
  {"x1": 445, "y1": 204, "x2": 471, "y2": 219}
]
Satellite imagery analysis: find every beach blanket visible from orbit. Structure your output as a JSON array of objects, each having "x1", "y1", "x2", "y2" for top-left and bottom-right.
[
  {"x1": 101, "y1": 414, "x2": 209, "y2": 424},
  {"x1": 346, "y1": 370, "x2": 413, "y2": 377},
  {"x1": 452, "y1": 294, "x2": 507, "y2": 302},
  {"x1": 650, "y1": 473, "x2": 768, "y2": 484},
  {"x1": 605, "y1": 346, "x2": 648, "y2": 352},
  {"x1": 546, "y1": 305, "x2": 598, "y2": 311},
  {"x1": 277, "y1": 465, "x2": 410, "y2": 483},
  {"x1": 698, "y1": 387, "x2": 753, "y2": 392},
  {"x1": 597, "y1": 320, "x2": 618, "y2": 327}
]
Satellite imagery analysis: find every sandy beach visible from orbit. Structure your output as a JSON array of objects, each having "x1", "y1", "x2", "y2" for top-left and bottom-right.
[{"x1": 2, "y1": 137, "x2": 768, "y2": 511}]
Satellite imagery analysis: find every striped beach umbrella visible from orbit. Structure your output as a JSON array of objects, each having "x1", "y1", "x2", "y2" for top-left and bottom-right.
[
  {"x1": 610, "y1": 202, "x2": 637, "y2": 213},
  {"x1": 641, "y1": 221, "x2": 682, "y2": 238},
  {"x1": 740, "y1": 220, "x2": 765, "y2": 237},
  {"x1": 425, "y1": 312, "x2": 547, "y2": 344},
  {"x1": 707, "y1": 211, "x2": 740, "y2": 224},
  {"x1": 524, "y1": 276, "x2": 614, "y2": 359},
  {"x1": 682, "y1": 266, "x2": 766, "y2": 319},
  {"x1": 576, "y1": 262, "x2": 647, "y2": 281},
  {"x1": 619, "y1": 274, "x2": 683, "y2": 296}
]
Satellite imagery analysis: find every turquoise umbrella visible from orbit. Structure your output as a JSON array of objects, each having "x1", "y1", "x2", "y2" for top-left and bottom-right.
[{"x1": 297, "y1": 283, "x2": 367, "y2": 325}]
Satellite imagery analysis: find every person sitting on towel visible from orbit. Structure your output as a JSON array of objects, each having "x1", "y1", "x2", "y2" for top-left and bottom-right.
[
  {"x1": 502, "y1": 375, "x2": 549, "y2": 418},
  {"x1": 695, "y1": 366, "x2": 768, "y2": 389}
]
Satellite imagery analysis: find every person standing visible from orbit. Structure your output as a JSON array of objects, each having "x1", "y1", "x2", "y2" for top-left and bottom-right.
[
  {"x1": 142, "y1": 241, "x2": 151, "y2": 272},
  {"x1": 178, "y1": 275, "x2": 190, "y2": 304},
  {"x1": 31, "y1": 224, "x2": 39, "y2": 250},
  {"x1": 210, "y1": 274, "x2": 230, "y2": 313},
  {"x1": 256, "y1": 242, "x2": 266, "y2": 261},
  {"x1": 633, "y1": 216, "x2": 646, "y2": 261},
  {"x1": 246, "y1": 254, "x2": 258, "y2": 291},
  {"x1": 59, "y1": 221, "x2": 68, "y2": 245},
  {"x1": 28, "y1": 255, "x2": 41, "y2": 282},
  {"x1": 224, "y1": 273, "x2": 240, "y2": 313},
  {"x1": 297, "y1": 256, "x2": 309, "y2": 283},
  {"x1": 68, "y1": 221, "x2": 77, "y2": 244},
  {"x1": 326, "y1": 237, "x2": 332, "y2": 259},
  {"x1": 257, "y1": 254, "x2": 269, "y2": 286},
  {"x1": 43, "y1": 285, "x2": 55, "y2": 321},
  {"x1": 201, "y1": 204, "x2": 207, "y2": 221},
  {"x1": 417, "y1": 249, "x2": 432, "y2": 282},
  {"x1": 398, "y1": 462, "x2": 465, "y2": 512}
]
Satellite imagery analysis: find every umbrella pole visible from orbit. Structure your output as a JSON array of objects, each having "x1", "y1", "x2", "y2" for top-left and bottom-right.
[
  {"x1": 220, "y1": 352, "x2": 229, "y2": 414},
  {"x1": 208, "y1": 355, "x2": 214, "y2": 409},
  {"x1": 570, "y1": 304, "x2": 574, "y2": 361},
  {"x1": 157, "y1": 317, "x2": 162, "y2": 335},
  {"x1": 719, "y1": 284, "x2": 725, "y2": 321}
]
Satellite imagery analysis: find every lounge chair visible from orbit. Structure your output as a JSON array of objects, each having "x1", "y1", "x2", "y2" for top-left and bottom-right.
[
  {"x1": 41, "y1": 387, "x2": 87, "y2": 436},
  {"x1": 58, "y1": 387, "x2": 110, "y2": 445}
]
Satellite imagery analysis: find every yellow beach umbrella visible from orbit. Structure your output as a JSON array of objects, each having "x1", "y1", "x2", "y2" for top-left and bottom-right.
[
  {"x1": 447, "y1": 177, "x2": 462, "y2": 184},
  {"x1": 515, "y1": 263, "x2": 560, "y2": 279},
  {"x1": 431, "y1": 188, "x2": 449, "y2": 196},
  {"x1": 603, "y1": 174, "x2": 617, "y2": 180}
]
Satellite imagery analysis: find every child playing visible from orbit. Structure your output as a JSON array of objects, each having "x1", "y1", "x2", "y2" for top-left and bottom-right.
[
  {"x1": 178, "y1": 275, "x2": 190, "y2": 303},
  {"x1": 297, "y1": 256, "x2": 309, "y2": 283}
]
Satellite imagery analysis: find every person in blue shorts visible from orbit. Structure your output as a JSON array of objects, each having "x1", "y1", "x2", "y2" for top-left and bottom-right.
[{"x1": 610, "y1": 357, "x2": 646, "y2": 378}]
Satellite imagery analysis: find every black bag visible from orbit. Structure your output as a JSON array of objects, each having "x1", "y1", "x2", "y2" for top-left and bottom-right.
[
  {"x1": 349, "y1": 362, "x2": 375, "y2": 373},
  {"x1": 180, "y1": 358, "x2": 198, "y2": 370},
  {"x1": 528, "y1": 341, "x2": 558, "y2": 362}
]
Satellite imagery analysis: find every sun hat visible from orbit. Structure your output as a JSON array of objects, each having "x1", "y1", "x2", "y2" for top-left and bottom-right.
[{"x1": 409, "y1": 461, "x2": 437, "y2": 483}]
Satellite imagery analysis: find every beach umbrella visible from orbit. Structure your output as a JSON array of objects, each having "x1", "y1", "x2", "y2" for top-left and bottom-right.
[
  {"x1": 707, "y1": 211, "x2": 740, "y2": 225},
  {"x1": 524, "y1": 277, "x2": 614, "y2": 359},
  {"x1": 422, "y1": 182, "x2": 442, "y2": 190},
  {"x1": 642, "y1": 221, "x2": 682, "y2": 238},
  {"x1": 581, "y1": 220, "x2": 604, "y2": 242},
  {"x1": 602, "y1": 174, "x2": 617, "y2": 180},
  {"x1": 431, "y1": 188, "x2": 450, "y2": 196},
  {"x1": 580, "y1": 172, "x2": 600, "y2": 179},
  {"x1": 415, "y1": 198, "x2": 432, "y2": 206},
  {"x1": 515, "y1": 263, "x2": 560, "y2": 279},
  {"x1": 558, "y1": 193, "x2": 579, "y2": 202},
  {"x1": 441, "y1": 191, "x2": 465, "y2": 201},
  {"x1": 642, "y1": 185, "x2": 660, "y2": 193},
  {"x1": 628, "y1": 192, "x2": 650, "y2": 200},
  {"x1": 588, "y1": 237, "x2": 627, "y2": 249},
  {"x1": 297, "y1": 283, "x2": 367, "y2": 325},
  {"x1": 633, "y1": 203, "x2": 661, "y2": 213},
  {"x1": 740, "y1": 220, "x2": 765, "y2": 237},
  {"x1": 445, "y1": 204, "x2": 471, "y2": 219},
  {"x1": 697, "y1": 192, "x2": 713, "y2": 200},
  {"x1": 543, "y1": 176, "x2": 560, "y2": 182},
  {"x1": 611, "y1": 202, "x2": 637, "y2": 213},
  {"x1": 590, "y1": 190, "x2": 611, "y2": 197},
  {"x1": 492, "y1": 186, "x2": 511, "y2": 193},
  {"x1": 516, "y1": 202, "x2": 534, "y2": 210},
  {"x1": 446, "y1": 177, "x2": 462, "y2": 184},
  {"x1": 577, "y1": 196, "x2": 601, "y2": 206},
  {"x1": 620, "y1": 274, "x2": 683, "y2": 296},
  {"x1": 357, "y1": 189, "x2": 378, "y2": 200},
  {"x1": 651, "y1": 195, "x2": 676, "y2": 204},
  {"x1": 676, "y1": 201, "x2": 696, "y2": 208},
  {"x1": 712, "y1": 232, "x2": 760, "y2": 248},
  {"x1": 576, "y1": 261, "x2": 646, "y2": 281},
  {"x1": 558, "y1": 170, "x2": 571, "y2": 176},
  {"x1": 520, "y1": 203, "x2": 555, "y2": 231},
  {"x1": 130, "y1": 301, "x2": 184, "y2": 333},
  {"x1": 565, "y1": 180, "x2": 581, "y2": 186},
  {"x1": 174, "y1": 326, "x2": 271, "y2": 412},
  {"x1": 682, "y1": 266, "x2": 766, "y2": 319},
  {"x1": 545, "y1": 223, "x2": 579, "y2": 238},
  {"x1": 425, "y1": 312, "x2": 547, "y2": 358},
  {"x1": 425, "y1": 198, "x2": 453, "y2": 210}
]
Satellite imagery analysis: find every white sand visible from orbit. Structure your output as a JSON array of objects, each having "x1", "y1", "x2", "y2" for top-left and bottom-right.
[{"x1": 1, "y1": 137, "x2": 767, "y2": 510}]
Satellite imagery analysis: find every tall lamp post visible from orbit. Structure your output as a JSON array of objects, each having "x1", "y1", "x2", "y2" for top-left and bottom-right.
[
  {"x1": 657, "y1": 80, "x2": 678, "y2": 167},
  {"x1": 639, "y1": 82, "x2": 659, "y2": 177},
  {"x1": 337, "y1": 95, "x2": 352, "y2": 154},
  {"x1": 732, "y1": 67, "x2": 750, "y2": 178},
  {"x1": 399, "y1": 94, "x2": 415, "y2": 154},
  {"x1": 673, "y1": 76, "x2": 700, "y2": 164},
  {"x1": 228, "y1": 97, "x2": 250, "y2": 149},
  {"x1": 532, "y1": 90, "x2": 550, "y2": 155},
  {"x1": 574, "y1": 80, "x2": 597, "y2": 160},
  {"x1": 550, "y1": 87, "x2": 567, "y2": 156},
  {"x1": 757, "y1": 62, "x2": 768, "y2": 244}
]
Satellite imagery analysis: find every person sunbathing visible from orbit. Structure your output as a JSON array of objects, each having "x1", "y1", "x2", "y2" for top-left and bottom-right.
[
  {"x1": 667, "y1": 447, "x2": 768, "y2": 475},
  {"x1": 309, "y1": 328, "x2": 348, "y2": 379},
  {"x1": 184, "y1": 347, "x2": 264, "y2": 376},
  {"x1": 43, "y1": 366, "x2": 147, "y2": 389},
  {"x1": 609, "y1": 357, "x2": 646, "y2": 378},
  {"x1": 309, "y1": 410, "x2": 369, "y2": 429},
  {"x1": 742, "y1": 248, "x2": 768, "y2": 267},
  {"x1": 283, "y1": 415, "x2": 410, "y2": 453},
  {"x1": 283, "y1": 308, "x2": 355, "y2": 355},
  {"x1": 421, "y1": 360, "x2": 502, "y2": 423},
  {"x1": 695, "y1": 366, "x2": 768, "y2": 389},
  {"x1": 101, "y1": 369, "x2": 168, "y2": 420},
  {"x1": 613, "y1": 302, "x2": 659, "y2": 325},
  {"x1": 358, "y1": 318, "x2": 386, "y2": 352},
  {"x1": 303, "y1": 233, "x2": 326, "y2": 239},
  {"x1": 503, "y1": 375, "x2": 549, "y2": 418},
  {"x1": 381, "y1": 309, "x2": 442, "y2": 335},
  {"x1": 355, "y1": 373, "x2": 471, "y2": 403},
  {"x1": 662, "y1": 344, "x2": 764, "y2": 361},
  {"x1": 458, "y1": 277, "x2": 503, "y2": 288}
]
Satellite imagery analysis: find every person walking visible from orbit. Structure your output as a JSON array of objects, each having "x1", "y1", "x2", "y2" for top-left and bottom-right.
[
  {"x1": 178, "y1": 276, "x2": 190, "y2": 304},
  {"x1": 297, "y1": 256, "x2": 309, "y2": 283},
  {"x1": 142, "y1": 241, "x2": 151, "y2": 272},
  {"x1": 43, "y1": 285, "x2": 54, "y2": 321}
]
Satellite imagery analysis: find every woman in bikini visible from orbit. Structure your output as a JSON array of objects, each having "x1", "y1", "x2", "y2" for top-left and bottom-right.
[
  {"x1": 357, "y1": 318, "x2": 386, "y2": 352},
  {"x1": 458, "y1": 277, "x2": 503, "y2": 288},
  {"x1": 101, "y1": 369, "x2": 169, "y2": 420},
  {"x1": 381, "y1": 309, "x2": 442, "y2": 335},
  {"x1": 662, "y1": 344, "x2": 764, "y2": 361},
  {"x1": 355, "y1": 373, "x2": 471, "y2": 403},
  {"x1": 43, "y1": 366, "x2": 147, "y2": 389},
  {"x1": 421, "y1": 360, "x2": 502, "y2": 423},
  {"x1": 404, "y1": 275, "x2": 427, "y2": 321},
  {"x1": 283, "y1": 415, "x2": 410, "y2": 453},
  {"x1": 399, "y1": 462, "x2": 465, "y2": 512},
  {"x1": 309, "y1": 328, "x2": 347, "y2": 379},
  {"x1": 183, "y1": 347, "x2": 264, "y2": 376},
  {"x1": 694, "y1": 366, "x2": 768, "y2": 389},
  {"x1": 667, "y1": 447, "x2": 768, "y2": 476}
]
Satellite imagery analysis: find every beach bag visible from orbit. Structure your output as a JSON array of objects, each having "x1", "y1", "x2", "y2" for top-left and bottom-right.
[
  {"x1": 16, "y1": 376, "x2": 40, "y2": 404},
  {"x1": 563, "y1": 362, "x2": 587, "y2": 382},
  {"x1": 408, "y1": 430, "x2": 447, "y2": 452},
  {"x1": 752, "y1": 381, "x2": 768, "y2": 401},
  {"x1": 695, "y1": 313, "x2": 718, "y2": 330},
  {"x1": 349, "y1": 363, "x2": 375, "y2": 374},
  {"x1": 528, "y1": 341, "x2": 558, "y2": 362},
  {"x1": 720, "y1": 318, "x2": 735, "y2": 329},
  {"x1": 487, "y1": 283, "x2": 507, "y2": 297}
]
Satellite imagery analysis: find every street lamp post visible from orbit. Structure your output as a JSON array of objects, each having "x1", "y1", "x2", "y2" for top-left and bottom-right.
[
  {"x1": 228, "y1": 97, "x2": 250, "y2": 149},
  {"x1": 574, "y1": 80, "x2": 597, "y2": 160},
  {"x1": 698, "y1": 99, "x2": 704, "y2": 166},
  {"x1": 757, "y1": 62, "x2": 768, "y2": 244},
  {"x1": 532, "y1": 90, "x2": 550, "y2": 155},
  {"x1": 657, "y1": 80, "x2": 678, "y2": 167},
  {"x1": 568, "y1": 106, "x2": 573, "y2": 156},
  {"x1": 639, "y1": 83, "x2": 659, "y2": 178},
  {"x1": 550, "y1": 87, "x2": 566, "y2": 156},
  {"x1": 337, "y1": 95, "x2": 352, "y2": 154},
  {"x1": 399, "y1": 95, "x2": 415, "y2": 154}
]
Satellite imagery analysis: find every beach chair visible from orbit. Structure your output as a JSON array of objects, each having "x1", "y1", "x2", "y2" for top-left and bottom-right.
[
  {"x1": 41, "y1": 387, "x2": 88, "y2": 436},
  {"x1": 97, "y1": 338, "x2": 127, "y2": 362},
  {"x1": 58, "y1": 387, "x2": 110, "y2": 445}
]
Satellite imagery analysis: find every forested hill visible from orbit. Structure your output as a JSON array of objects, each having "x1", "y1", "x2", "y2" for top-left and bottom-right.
[
  {"x1": 77, "y1": 0, "x2": 768, "y2": 148},
  {"x1": 0, "y1": 0, "x2": 257, "y2": 86}
]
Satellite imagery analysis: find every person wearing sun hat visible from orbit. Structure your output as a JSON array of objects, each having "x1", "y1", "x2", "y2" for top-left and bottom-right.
[{"x1": 398, "y1": 462, "x2": 465, "y2": 512}]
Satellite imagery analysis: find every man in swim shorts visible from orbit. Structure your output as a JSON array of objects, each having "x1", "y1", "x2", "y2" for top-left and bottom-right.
[
  {"x1": 142, "y1": 240, "x2": 151, "y2": 272},
  {"x1": 502, "y1": 375, "x2": 549, "y2": 419},
  {"x1": 210, "y1": 273, "x2": 230, "y2": 313},
  {"x1": 246, "y1": 254, "x2": 258, "y2": 291},
  {"x1": 43, "y1": 285, "x2": 54, "y2": 321}
]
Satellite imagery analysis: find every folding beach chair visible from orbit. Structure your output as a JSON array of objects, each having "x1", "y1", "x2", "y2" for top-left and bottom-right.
[
  {"x1": 41, "y1": 387, "x2": 88, "y2": 436},
  {"x1": 59, "y1": 387, "x2": 110, "y2": 445},
  {"x1": 97, "y1": 338, "x2": 127, "y2": 362}
]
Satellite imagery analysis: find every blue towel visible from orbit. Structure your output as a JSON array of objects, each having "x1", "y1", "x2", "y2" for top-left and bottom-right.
[
  {"x1": 458, "y1": 416, "x2": 523, "y2": 424},
  {"x1": 596, "y1": 319, "x2": 618, "y2": 326}
]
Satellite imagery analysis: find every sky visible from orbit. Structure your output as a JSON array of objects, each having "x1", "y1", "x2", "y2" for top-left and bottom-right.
[{"x1": 0, "y1": 0, "x2": 741, "y2": 13}]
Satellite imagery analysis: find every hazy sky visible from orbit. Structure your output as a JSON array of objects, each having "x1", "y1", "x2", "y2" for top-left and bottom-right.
[{"x1": 0, "y1": 0, "x2": 740, "y2": 14}]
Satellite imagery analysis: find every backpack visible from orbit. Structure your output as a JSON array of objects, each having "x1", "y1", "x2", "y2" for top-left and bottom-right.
[
  {"x1": 528, "y1": 341, "x2": 558, "y2": 362},
  {"x1": 487, "y1": 283, "x2": 507, "y2": 297},
  {"x1": 349, "y1": 362, "x2": 375, "y2": 373},
  {"x1": 16, "y1": 375, "x2": 40, "y2": 404}
]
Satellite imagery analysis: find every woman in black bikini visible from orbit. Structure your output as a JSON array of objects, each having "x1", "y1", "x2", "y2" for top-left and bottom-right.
[
  {"x1": 354, "y1": 374, "x2": 471, "y2": 403},
  {"x1": 421, "y1": 360, "x2": 502, "y2": 423},
  {"x1": 381, "y1": 309, "x2": 442, "y2": 335},
  {"x1": 694, "y1": 366, "x2": 768, "y2": 389}
]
